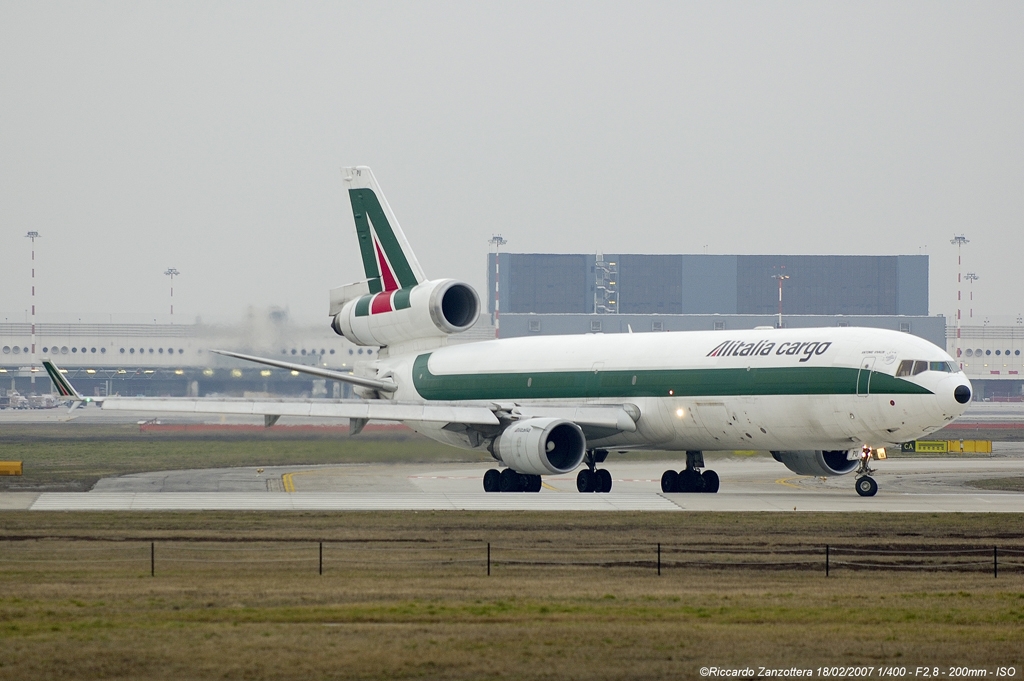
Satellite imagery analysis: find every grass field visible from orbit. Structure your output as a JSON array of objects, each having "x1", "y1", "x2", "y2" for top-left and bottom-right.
[
  {"x1": 0, "y1": 424, "x2": 490, "y2": 491},
  {"x1": 1, "y1": 512, "x2": 1023, "y2": 680}
]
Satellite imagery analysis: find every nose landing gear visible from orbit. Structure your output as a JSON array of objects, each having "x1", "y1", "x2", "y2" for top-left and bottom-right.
[
  {"x1": 661, "y1": 451, "x2": 719, "y2": 493},
  {"x1": 854, "y1": 444, "x2": 879, "y2": 497}
]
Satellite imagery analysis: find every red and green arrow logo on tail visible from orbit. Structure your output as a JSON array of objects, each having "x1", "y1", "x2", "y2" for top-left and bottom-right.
[
  {"x1": 42, "y1": 360, "x2": 81, "y2": 399},
  {"x1": 349, "y1": 187, "x2": 421, "y2": 317}
]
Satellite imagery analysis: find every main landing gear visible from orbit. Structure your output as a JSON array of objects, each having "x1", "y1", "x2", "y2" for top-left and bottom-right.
[
  {"x1": 577, "y1": 450, "x2": 612, "y2": 493},
  {"x1": 661, "y1": 451, "x2": 719, "y2": 494},
  {"x1": 854, "y1": 444, "x2": 878, "y2": 497},
  {"x1": 482, "y1": 468, "x2": 542, "y2": 493}
]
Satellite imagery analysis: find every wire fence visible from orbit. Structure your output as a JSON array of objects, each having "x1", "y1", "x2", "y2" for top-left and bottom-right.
[{"x1": 1, "y1": 540, "x2": 1022, "y2": 577}]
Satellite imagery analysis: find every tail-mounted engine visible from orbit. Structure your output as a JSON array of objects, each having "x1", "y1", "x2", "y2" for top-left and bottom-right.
[
  {"x1": 490, "y1": 418, "x2": 587, "y2": 476},
  {"x1": 331, "y1": 278, "x2": 480, "y2": 347},
  {"x1": 771, "y1": 450, "x2": 858, "y2": 477}
]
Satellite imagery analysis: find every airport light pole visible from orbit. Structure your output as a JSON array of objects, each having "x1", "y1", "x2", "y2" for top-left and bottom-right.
[
  {"x1": 772, "y1": 269, "x2": 789, "y2": 329},
  {"x1": 164, "y1": 268, "x2": 179, "y2": 319},
  {"x1": 964, "y1": 272, "x2": 979, "y2": 320},
  {"x1": 489, "y1": 235, "x2": 507, "y2": 339},
  {"x1": 25, "y1": 231, "x2": 40, "y2": 387},
  {"x1": 950, "y1": 235, "x2": 969, "y2": 368}
]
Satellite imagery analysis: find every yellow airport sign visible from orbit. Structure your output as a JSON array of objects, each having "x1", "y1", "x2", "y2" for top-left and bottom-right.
[
  {"x1": 0, "y1": 461, "x2": 23, "y2": 476},
  {"x1": 900, "y1": 440, "x2": 992, "y2": 454}
]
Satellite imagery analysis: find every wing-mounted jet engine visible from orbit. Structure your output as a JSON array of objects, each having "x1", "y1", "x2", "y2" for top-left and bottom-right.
[
  {"x1": 482, "y1": 418, "x2": 588, "y2": 493},
  {"x1": 771, "y1": 450, "x2": 859, "y2": 477}
]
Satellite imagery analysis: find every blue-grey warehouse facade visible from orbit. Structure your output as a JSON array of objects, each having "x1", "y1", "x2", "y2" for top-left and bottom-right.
[{"x1": 487, "y1": 253, "x2": 929, "y2": 317}]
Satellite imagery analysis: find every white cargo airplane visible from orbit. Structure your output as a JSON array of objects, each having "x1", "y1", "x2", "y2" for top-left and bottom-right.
[{"x1": 43, "y1": 166, "x2": 973, "y2": 497}]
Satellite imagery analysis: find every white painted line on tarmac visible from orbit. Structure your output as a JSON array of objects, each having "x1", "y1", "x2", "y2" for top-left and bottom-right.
[
  {"x1": 28, "y1": 492, "x2": 682, "y2": 512},
  {"x1": 25, "y1": 491, "x2": 1024, "y2": 512}
]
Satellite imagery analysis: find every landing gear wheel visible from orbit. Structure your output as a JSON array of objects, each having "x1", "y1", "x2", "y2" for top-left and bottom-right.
[
  {"x1": 483, "y1": 468, "x2": 501, "y2": 493},
  {"x1": 499, "y1": 468, "x2": 522, "y2": 493},
  {"x1": 701, "y1": 469, "x2": 720, "y2": 493},
  {"x1": 525, "y1": 474, "x2": 542, "y2": 493},
  {"x1": 855, "y1": 475, "x2": 878, "y2": 497},
  {"x1": 596, "y1": 469, "x2": 612, "y2": 493},
  {"x1": 661, "y1": 470, "x2": 679, "y2": 493},
  {"x1": 677, "y1": 468, "x2": 704, "y2": 493},
  {"x1": 577, "y1": 469, "x2": 596, "y2": 493}
]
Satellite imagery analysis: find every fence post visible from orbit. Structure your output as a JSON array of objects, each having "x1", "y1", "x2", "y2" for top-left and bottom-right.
[
  {"x1": 151, "y1": 542, "x2": 155, "y2": 577},
  {"x1": 487, "y1": 542, "x2": 491, "y2": 576},
  {"x1": 319, "y1": 542, "x2": 323, "y2": 576},
  {"x1": 657, "y1": 543, "x2": 661, "y2": 576},
  {"x1": 994, "y1": 546, "x2": 997, "y2": 579},
  {"x1": 826, "y1": 545, "x2": 829, "y2": 577}
]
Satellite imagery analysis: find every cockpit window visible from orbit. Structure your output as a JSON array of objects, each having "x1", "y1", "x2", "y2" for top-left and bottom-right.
[{"x1": 897, "y1": 359, "x2": 957, "y2": 376}]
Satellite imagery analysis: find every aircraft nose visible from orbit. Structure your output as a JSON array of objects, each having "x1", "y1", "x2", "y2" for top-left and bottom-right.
[{"x1": 954, "y1": 384, "x2": 971, "y2": 405}]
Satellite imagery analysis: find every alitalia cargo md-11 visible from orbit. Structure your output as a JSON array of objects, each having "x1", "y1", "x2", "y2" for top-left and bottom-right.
[{"x1": 43, "y1": 167, "x2": 973, "y2": 497}]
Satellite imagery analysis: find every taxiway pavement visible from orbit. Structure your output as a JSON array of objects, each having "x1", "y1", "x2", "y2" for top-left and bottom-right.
[{"x1": 13, "y1": 455, "x2": 1024, "y2": 512}]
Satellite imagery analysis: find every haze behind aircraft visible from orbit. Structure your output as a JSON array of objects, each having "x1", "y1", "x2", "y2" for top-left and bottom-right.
[{"x1": 44, "y1": 167, "x2": 974, "y2": 496}]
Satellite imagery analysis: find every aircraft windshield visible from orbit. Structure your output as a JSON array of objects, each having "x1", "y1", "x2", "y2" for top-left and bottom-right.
[{"x1": 896, "y1": 359, "x2": 956, "y2": 376}]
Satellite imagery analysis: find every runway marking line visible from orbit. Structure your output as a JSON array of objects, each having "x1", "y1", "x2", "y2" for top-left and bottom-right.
[
  {"x1": 282, "y1": 470, "x2": 319, "y2": 493},
  {"x1": 774, "y1": 476, "x2": 805, "y2": 490}
]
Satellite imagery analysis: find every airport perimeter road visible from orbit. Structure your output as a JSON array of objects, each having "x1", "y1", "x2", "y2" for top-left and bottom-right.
[{"x1": 14, "y1": 455, "x2": 1024, "y2": 512}]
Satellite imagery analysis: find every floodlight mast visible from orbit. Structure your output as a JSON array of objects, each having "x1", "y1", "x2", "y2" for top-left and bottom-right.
[
  {"x1": 164, "y1": 268, "x2": 180, "y2": 318},
  {"x1": 950, "y1": 235, "x2": 969, "y2": 368},
  {"x1": 489, "y1": 235, "x2": 507, "y2": 339},
  {"x1": 772, "y1": 268, "x2": 789, "y2": 329},
  {"x1": 964, "y1": 272, "x2": 979, "y2": 319},
  {"x1": 25, "y1": 231, "x2": 40, "y2": 386}
]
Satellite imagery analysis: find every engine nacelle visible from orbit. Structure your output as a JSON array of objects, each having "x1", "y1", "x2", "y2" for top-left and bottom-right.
[
  {"x1": 491, "y1": 418, "x2": 587, "y2": 476},
  {"x1": 331, "y1": 279, "x2": 480, "y2": 347},
  {"x1": 771, "y1": 450, "x2": 858, "y2": 477}
]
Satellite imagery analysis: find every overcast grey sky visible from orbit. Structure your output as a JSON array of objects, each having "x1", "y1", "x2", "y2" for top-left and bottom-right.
[{"x1": 2, "y1": 2, "x2": 1021, "y2": 326}]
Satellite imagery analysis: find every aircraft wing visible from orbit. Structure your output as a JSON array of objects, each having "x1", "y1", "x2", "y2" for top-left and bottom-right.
[
  {"x1": 97, "y1": 398, "x2": 639, "y2": 435},
  {"x1": 43, "y1": 359, "x2": 639, "y2": 436},
  {"x1": 98, "y1": 396, "x2": 500, "y2": 425}
]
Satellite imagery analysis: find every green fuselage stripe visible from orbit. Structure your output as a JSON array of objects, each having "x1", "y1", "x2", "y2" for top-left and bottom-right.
[{"x1": 411, "y1": 354, "x2": 933, "y2": 401}]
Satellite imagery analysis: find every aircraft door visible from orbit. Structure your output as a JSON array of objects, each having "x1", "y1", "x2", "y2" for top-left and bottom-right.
[{"x1": 856, "y1": 357, "x2": 876, "y2": 396}]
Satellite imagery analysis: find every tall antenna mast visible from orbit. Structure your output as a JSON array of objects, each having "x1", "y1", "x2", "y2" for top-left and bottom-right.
[
  {"x1": 489, "y1": 235, "x2": 507, "y2": 339},
  {"x1": 25, "y1": 231, "x2": 40, "y2": 387},
  {"x1": 950, "y1": 235, "x2": 969, "y2": 368}
]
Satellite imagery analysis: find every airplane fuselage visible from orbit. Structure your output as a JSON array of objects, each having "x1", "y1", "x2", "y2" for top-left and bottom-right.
[{"x1": 376, "y1": 326, "x2": 970, "y2": 453}]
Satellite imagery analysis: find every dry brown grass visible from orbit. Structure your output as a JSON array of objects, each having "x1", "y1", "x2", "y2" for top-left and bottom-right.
[{"x1": 0, "y1": 512, "x2": 1023, "y2": 680}]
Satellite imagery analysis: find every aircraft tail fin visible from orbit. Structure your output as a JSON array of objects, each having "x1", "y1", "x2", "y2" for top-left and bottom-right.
[
  {"x1": 42, "y1": 359, "x2": 100, "y2": 412},
  {"x1": 42, "y1": 360, "x2": 84, "y2": 401},
  {"x1": 342, "y1": 166, "x2": 426, "y2": 294}
]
